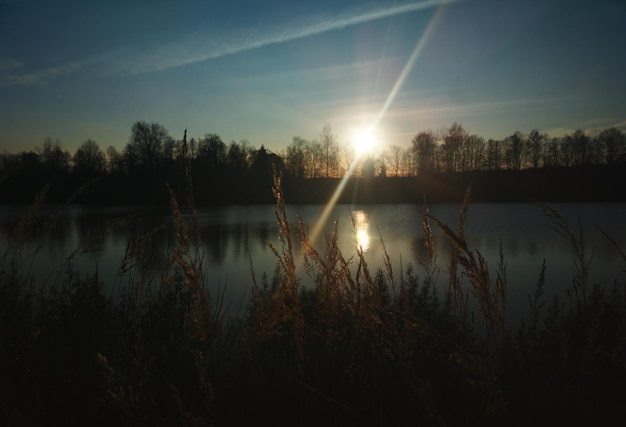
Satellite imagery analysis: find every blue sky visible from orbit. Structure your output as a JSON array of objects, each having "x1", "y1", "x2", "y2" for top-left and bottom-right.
[{"x1": 1, "y1": 0, "x2": 625, "y2": 154}]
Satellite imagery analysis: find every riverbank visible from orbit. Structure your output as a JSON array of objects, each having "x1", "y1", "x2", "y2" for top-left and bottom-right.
[
  {"x1": 283, "y1": 166, "x2": 626, "y2": 204},
  {"x1": 2, "y1": 165, "x2": 625, "y2": 206}
]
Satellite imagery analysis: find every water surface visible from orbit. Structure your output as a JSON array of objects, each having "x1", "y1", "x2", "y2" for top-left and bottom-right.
[{"x1": 2, "y1": 202, "x2": 625, "y2": 322}]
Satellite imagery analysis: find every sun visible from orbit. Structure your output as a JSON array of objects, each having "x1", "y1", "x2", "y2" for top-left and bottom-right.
[{"x1": 351, "y1": 127, "x2": 376, "y2": 156}]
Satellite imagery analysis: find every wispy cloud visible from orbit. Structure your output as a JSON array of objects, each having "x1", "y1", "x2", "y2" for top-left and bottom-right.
[
  {"x1": 544, "y1": 118, "x2": 626, "y2": 138},
  {"x1": 1, "y1": 0, "x2": 460, "y2": 85},
  {"x1": 544, "y1": 127, "x2": 575, "y2": 138},
  {"x1": 0, "y1": 62, "x2": 83, "y2": 86},
  {"x1": 580, "y1": 118, "x2": 626, "y2": 135},
  {"x1": 114, "y1": 0, "x2": 460, "y2": 75},
  {"x1": 0, "y1": 58, "x2": 22, "y2": 71},
  {"x1": 0, "y1": 53, "x2": 117, "y2": 87},
  {"x1": 612, "y1": 120, "x2": 626, "y2": 131},
  {"x1": 383, "y1": 98, "x2": 543, "y2": 122}
]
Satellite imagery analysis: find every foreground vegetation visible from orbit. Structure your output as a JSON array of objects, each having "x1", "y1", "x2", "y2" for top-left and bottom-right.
[{"x1": 1, "y1": 178, "x2": 626, "y2": 426}]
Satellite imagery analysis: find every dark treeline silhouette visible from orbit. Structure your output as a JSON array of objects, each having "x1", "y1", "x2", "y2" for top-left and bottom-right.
[{"x1": 1, "y1": 121, "x2": 625, "y2": 204}]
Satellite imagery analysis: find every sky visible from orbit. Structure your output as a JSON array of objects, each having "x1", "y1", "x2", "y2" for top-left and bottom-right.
[{"x1": 1, "y1": 0, "x2": 625, "y2": 154}]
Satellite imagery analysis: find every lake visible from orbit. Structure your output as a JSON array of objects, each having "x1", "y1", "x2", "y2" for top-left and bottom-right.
[{"x1": 1, "y1": 202, "x2": 625, "y2": 324}]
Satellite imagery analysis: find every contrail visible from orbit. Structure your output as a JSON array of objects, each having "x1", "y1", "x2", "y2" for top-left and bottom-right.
[
  {"x1": 257, "y1": 0, "x2": 460, "y2": 49},
  {"x1": 118, "y1": 0, "x2": 462, "y2": 75},
  {"x1": 2, "y1": 0, "x2": 462, "y2": 84}
]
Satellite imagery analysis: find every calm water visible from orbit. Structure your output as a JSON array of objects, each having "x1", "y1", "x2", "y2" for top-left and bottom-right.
[{"x1": 1, "y1": 202, "x2": 625, "y2": 322}]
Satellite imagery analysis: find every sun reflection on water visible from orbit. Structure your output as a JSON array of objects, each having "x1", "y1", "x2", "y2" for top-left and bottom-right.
[{"x1": 353, "y1": 210, "x2": 370, "y2": 251}]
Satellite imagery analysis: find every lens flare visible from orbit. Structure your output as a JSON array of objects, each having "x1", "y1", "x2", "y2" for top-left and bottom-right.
[
  {"x1": 308, "y1": 3, "x2": 447, "y2": 246},
  {"x1": 352, "y1": 127, "x2": 376, "y2": 157}
]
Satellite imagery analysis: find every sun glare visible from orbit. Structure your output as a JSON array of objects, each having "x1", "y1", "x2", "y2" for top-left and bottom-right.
[
  {"x1": 352, "y1": 127, "x2": 376, "y2": 156},
  {"x1": 353, "y1": 210, "x2": 370, "y2": 251}
]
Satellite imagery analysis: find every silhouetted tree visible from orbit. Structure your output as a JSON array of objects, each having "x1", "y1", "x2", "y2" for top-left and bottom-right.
[
  {"x1": 320, "y1": 123, "x2": 338, "y2": 177},
  {"x1": 561, "y1": 135, "x2": 575, "y2": 167},
  {"x1": 0, "y1": 152, "x2": 15, "y2": 176},
  {"x1": 362, "y1": 156, "x2": 376, "y2": 178},
  {"x1": 226, "y1": 140, "x2": 250, "y2": 176},
  {"x1": 125, "y1": 121, "x2": 169, "y2": 173},
  {"x1": 73, "y1": 139, "x2": 105, "y2": 175},
  {"x1": 197, "y1": 133, "x2": 227, "y2": 171},
  {"x1": 402, "y1": 148, "x2": 416, "y2": 176},
  {"x1": 569, "y1": 129, "x2": 589, "y2": 167},
  {"x1": 465, "y1": 134, "x2": 485, "y2": 171},
  {"x1": 38, "y1": 137, "x2": 70, "y2": 174},
  {"x1": 1, "y1": 151, "x2": 37, "y2": 177},
  {"x1": 163, "y1": 135, "x2": 177, "y2": 160},
  {"x1": 251, "y1": 145, "x2": 283, "y2": 194},
  {"x1": 528, "y1": 129, "x2": 547, "y2": 169},
  {"x1": 252, "y1": 145, "x2": 270, "y2": 176},
  {"x1": 378, "y1": 161, "x2": 387, "y2": 177},
  {"x1": 485, "y1": 139, "x2": 502, "y2": 170},
  {"x1": 505, "y1": 131, "x2": 525, "y2": 170},
  {"x1": 305, "y1": 141, "x2": 324, "y2": 178},
  {"x1": 188, "y1": 137, "x2": 198, "y2": 159},
  {"x1": 338, "y1": 143, "x2": 356, "y2": 177},
  {"x1": 106, "y1": 145, "x2": 125, "y2": 174},
  {"x1": 588, "y1": 135, "x2": 605, "y2": 166},
  {"x1": 285, "y1": 137, "x2": 308, "y2": 179},
  {"x1": 174, "y1": 131, "x2": 191, "y2": 167},
  {"x1": 413, "y1": 131, "x2": 437, "y2": 173},
  {"x1": 387, "y1": 145, "x2": 404, "y2": 176},
  {"x1": 443, "y1": 123, "x2": 467, "y2": 172},
  {"x1": 598, "y1": 127, "x2": 625, "y2": 165},
  {"x1": 545, "y1": 137, "x2": 561, "y2": 167}
]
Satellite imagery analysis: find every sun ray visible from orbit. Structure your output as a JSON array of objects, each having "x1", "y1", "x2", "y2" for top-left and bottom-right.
[
  {"x1": 308, "y1": 2, "x2": 448, "y2": 245},
  {"x1": 308, "y1": 159, "x2": 359, "y2": 244},
  {"x1": 370, "y1": 3, "x2": 446, "y2": 131}
]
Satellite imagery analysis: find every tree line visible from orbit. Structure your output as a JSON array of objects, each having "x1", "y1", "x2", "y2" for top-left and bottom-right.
[
  {"x1": 410, "y1": 124, "x2": 625, "y2": 174},
  {"x1": 1, "y1": 120, "x2": 625, "y2": 204}
]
